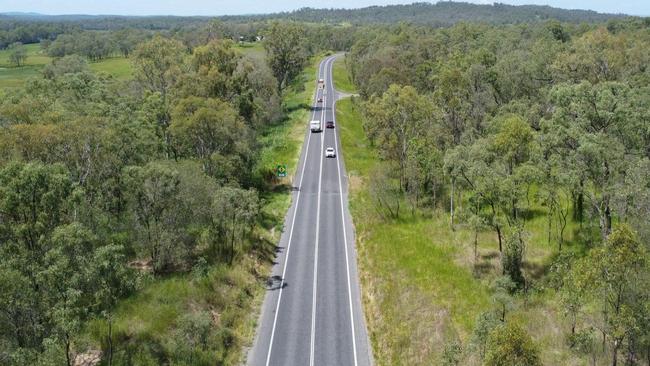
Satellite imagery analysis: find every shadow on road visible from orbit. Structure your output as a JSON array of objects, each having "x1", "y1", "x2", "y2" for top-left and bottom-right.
[{"x1": 266, "y1": 275, "x2": 288, "y2": 291}]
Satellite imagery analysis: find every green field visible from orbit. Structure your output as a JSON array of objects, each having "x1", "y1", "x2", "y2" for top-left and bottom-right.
[
  {"x1": 0, "y1": 43, "x2": 133, "y2": 89},
  {"x1": 235, "y1": 41, "x2": 266, "y2": 63},
  {"x1": 0, "y1": 42, "x2": 266, "y2": 90},
  {"x1": 333, "y1": 56, "x2": 357, "y2": 94},
  {"x1": 336, "y1": 97, "x2": 587, "y2": 365}
]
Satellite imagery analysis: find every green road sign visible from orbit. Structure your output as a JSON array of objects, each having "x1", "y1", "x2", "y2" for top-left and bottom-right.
[{"x1": 276, "y1": 164, "x2": 287, "y2": 177}]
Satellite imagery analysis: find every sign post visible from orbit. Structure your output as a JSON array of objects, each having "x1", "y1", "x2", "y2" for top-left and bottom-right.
[{"x1": 276, "y1": 164, "x2": 287, "y2": 178}]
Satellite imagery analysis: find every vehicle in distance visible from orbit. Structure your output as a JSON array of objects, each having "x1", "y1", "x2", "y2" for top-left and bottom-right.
[
  {"x1": 326, "y1": 120, "x2": 335, "y2": 129},
  {"x1": 310, "y1": 120, "x2": 322, "y2": 132},
  {"x1": 317, "y1": 97, "x2": 323, "y2": 103},
  {"x1": 318, "y1": 78, "x2": 324, "y2": 84},
  {"x1": 325, "y1": 147, "x2": 336, "y2": 158}
]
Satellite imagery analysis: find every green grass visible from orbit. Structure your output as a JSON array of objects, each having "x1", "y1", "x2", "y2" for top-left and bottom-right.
[
  {"x1": 0, "y1": 43, "x2": 51, "y2": 67},
  {"x1": 332, "y1": 56, "x2": 357, "y2": 94},
  {"x1": 82, "y1": 261, "x2": 262, "y2": 365},
  {"x1": 89, "y1": 57, "x2": 133, "y2": 79},
  {"x1": 336, "y1": 97, "x2": 589, "y2": 365},
  {"x1": 235, "y1": 42, "x2": 266, "y2": 63},
  {"x1": 0, "y1": 43, "x2": 133, "y2": 89}
]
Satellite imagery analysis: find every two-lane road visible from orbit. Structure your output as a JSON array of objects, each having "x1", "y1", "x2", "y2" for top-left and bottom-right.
[{"x1": 247, "y1": 55, "x2": 372, "y2": 366}]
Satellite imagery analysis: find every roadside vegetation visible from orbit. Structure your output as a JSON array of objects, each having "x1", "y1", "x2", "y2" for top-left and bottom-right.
[
  {"x1": 0, "y1": 18, "x2": 323, "y2": 365},
  {"x1": 339, "y1": 18, "x2": 650, "y2": 366}
]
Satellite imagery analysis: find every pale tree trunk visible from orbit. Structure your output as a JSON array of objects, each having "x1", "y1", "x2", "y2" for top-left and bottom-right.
[{"x1": 450, "y1": 178, "x2": 455, "y2": 231}]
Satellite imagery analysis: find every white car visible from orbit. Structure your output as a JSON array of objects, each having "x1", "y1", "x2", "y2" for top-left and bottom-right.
[{"x1": 325, "y1": 147, "x2": 336, "y2": 158}]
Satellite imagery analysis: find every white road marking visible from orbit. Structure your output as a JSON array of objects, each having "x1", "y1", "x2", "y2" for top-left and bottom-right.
[
  {"x1": 265, "y1": 59, "x2": 325, "y2": 366},
  {"x1": 309, "y1": 55, "x2": 332, "y2": 366},
  {"x1": 330, "y1": 55, "x2": 359, "y2": 366}
]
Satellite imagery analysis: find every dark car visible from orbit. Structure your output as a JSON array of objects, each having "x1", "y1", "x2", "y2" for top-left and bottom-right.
[
  {"x1": 317, "y1": 97, "x2": 323, "y2": 103},
  {"x1": 326, "y1": 120, "x2": 335, "y2": 128}
]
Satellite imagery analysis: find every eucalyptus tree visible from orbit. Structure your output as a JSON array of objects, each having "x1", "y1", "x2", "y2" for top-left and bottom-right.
[
  {"x1": 132, "y1": 36, "x2": 187, "y2": 154},
  {"x1": 566, "y1": 225, "x2": 650, "y2": 366},
  {"x1": 544, "y1": 81, "x2": 637, "y2": 240},
  {"x1": 363, "y1": 84, "x2": 438, "y2": 191},
  {"x1": 9, "y1": 42, "x2": 27, "y2": 67},
  {"x1": 263, "y1": 21, "x2": 308, "y2": 92}
]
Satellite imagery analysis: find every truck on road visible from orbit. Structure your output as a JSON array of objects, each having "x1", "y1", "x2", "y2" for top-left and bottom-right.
[{"x1": 310, "y1": 120, "x2": 322, "y2": 132}]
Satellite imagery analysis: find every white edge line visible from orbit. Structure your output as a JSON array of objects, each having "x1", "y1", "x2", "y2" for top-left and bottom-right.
[
  {"x1": 331, "y1": 55, "x2": 359, "y2": 366},
  {"x1": 265, "y1": 58, "x2": 325, "y2": 366}
]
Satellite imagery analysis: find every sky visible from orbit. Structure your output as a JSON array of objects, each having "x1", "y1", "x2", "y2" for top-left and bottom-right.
[{"x1": 0, "y1": 0, "x2": 647, "y2": 17}]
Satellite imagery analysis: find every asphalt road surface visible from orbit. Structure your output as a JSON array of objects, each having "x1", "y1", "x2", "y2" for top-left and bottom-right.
[{"x1": 247, "y1": 55, "x2": 373, "y2": 366}]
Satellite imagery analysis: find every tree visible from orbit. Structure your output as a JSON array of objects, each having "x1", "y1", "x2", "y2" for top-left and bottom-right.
[
  {"x1": 132, "y1": 36, "x2": 186, "y2": 153},
  {"x1": 502, "y1": 227, "x2": 526, "y2": 288},
  {"x1": 112, "y1": 29, "x2": 147, "y2": 58},
  {"x1": 434, "y1": 63, "x2": 472, "y2": 146},
  {"x1": 209, "y1": 187, "x2": 259, "y2": 264},
  {"x1": 467, "y1": 213, "x2": 486, "y2": 266},
  {"x1": 42, "y1": 55, "x2": 89, "y2": 79},
  {"x1": 363, "y1": 84, "x2": 438, "y2": 190},
  {"x1": 568, "y1": 224, "x2": 649, "y2": 366},
  {"x1": 471, "y1": 311, "x2": 500, "y2": 360},
  {"x1": 132, "y1": 36, "x2": 185, "y2": 96},
  {"x1": 492, "y1": 276, "x2": 516, "y2": 323},
  {"x1": 545, "y1": 81, "x2": 635, "y2": 240},
  {"x1": 0, "y1": 162, "x2": 72, "y2": 256},
  {"x1": 90, "y1": 244, "x2": 134, "y2": 366},
  {"x1": 123, "y1": 163, "x2": 181, "y2": 273},
  {"x1": 484, "y1": 322, "x2": 542, "y2": 366},
  {"x1": 264, "y1": 21, "x2": 307, "y2": 91},
  {"x1": 170, "y1": 97, "x2": 252, "y2": 182},
  {"x1": 39, "y1": 223, "x2": 96, "y2": 366},
  {"x1": 9, "y1": 42, "x2": 27, "y2": 67}
]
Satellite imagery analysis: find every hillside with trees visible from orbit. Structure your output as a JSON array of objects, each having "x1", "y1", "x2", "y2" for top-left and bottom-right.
[{"x1": 223, "y1": 2, "x2": 627, "y2": 26}]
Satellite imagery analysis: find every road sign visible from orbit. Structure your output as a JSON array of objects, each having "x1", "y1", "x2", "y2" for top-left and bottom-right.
[{"x1": 276, "y1": 164, "x2": 287, "y2": 178}]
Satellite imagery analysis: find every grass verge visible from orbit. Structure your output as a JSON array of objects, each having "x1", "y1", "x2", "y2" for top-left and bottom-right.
[
  {"x1": 336, "y1": 97, "x2": 587, "y2": 365},
  {"x1": 333, "y1": 56, "x2": 357, "y2": 94}
]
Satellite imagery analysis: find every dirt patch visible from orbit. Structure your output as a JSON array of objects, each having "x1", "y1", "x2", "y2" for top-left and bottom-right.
[
  {"x1": 128, "y1": 259, "x2": 153, "y2": 273},
  {"x1": 74, "y1": 350, "x2": 102, "y2": 366},
  {"x1": 349, "y1": 174, "x2": 363, "y2": 192},
  {"x1": 210, "y1": 309, "x2": 221, "y2": 326}
]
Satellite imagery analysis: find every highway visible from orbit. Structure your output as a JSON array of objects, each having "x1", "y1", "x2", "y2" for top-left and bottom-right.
[{"x1": 247, "y1": 55, "x2": 373, "y2": 366}]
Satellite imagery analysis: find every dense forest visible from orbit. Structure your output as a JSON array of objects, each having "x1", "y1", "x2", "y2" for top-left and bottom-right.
[{"x1": 344, "y1": 16, "x2": 650, "y2": 366}]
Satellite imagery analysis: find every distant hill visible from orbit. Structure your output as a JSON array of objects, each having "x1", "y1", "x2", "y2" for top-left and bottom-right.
[
  {"x1": 220, "y1": 2, "x2": 628, "y2": 25},
  {"x1": 1, "y1": 2, "x2": 630, "y2": 27}
]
